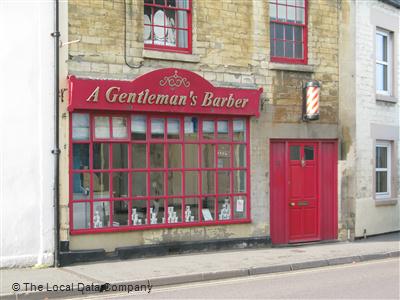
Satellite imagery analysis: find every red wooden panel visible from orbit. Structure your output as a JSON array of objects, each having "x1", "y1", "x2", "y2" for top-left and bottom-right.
[
  {"x1": 303, "y1": 165, "x2": 317, "y2": 198},
  {"x1": 303, "y1": 207, "x2": 317, "y2": 236},
  {"x1": 290, "y1": 165, "x2": 303, "y2": 199},
  {"x1": 320, "y1": 140, "x2": 338, "y2": 240},
  {"x1": 289, "y1": 208, "x2": 302, "y2": 239},
  {"x1": 270, "y1": 141, "x2": 287, "y2": 244}
]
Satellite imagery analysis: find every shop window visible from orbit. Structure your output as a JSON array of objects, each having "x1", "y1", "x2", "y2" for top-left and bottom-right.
[
  {"x1": 144, "y1": 0, "x2": 192, "y2": 53},
  {"x1": 375, "y1": 142, "x2": 391, "y2": 199},
  {"x1": 269, "y1": 0, "x2": 307, "y2": 64},
  {"x1": 376, "y1": 28, "x2": 393, "y2": 96},
  {"x1": 70, "y1": 114, "x2": 250, "y2": 233}
]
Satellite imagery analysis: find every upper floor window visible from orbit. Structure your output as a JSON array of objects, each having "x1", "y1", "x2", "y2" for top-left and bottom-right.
[
  {"x1": 376, "y1": 28, "x2": 393, "y2": 96},
  {"x1": 144, "y1": 0, "x2": 191, "y2": 53},
  {"x1": 269, "y1": 0, "x2": 307, "y2": 64},
  {"x1": 375, "y1": 141, "x2": 391, "y2": 199}
]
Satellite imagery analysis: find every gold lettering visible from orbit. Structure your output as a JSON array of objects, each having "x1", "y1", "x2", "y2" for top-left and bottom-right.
[
  {"x1": 142, "y1": 89, "x2": 149, "y2": 104},
  {"x1": 147, "y1": 94, "x2": 156, "y2": 104},
  {"x1": 86, "y1": 86, "x2": 100, "y2": 102},
  {"x1": 127, "y1": 92, "x2": 137, "y2": 103},
  {"x1": 178, "y1": 95, "x2": 187, "y2": 106},
  {"x1": 220, "y1": 97, "x2": 228, "y2": 107},
  {"x1": 106, "y1": 86, "x2": 120, "y2": 103},
  {"x1": 226, "y1": 94, "x2": 235, "y2": 108},
  {"x1": 118, "y1": 93, "x2": 128, "y2": 103},
  {"x1": 201, "y1": 92, "x2": 213, "y2": 107},
  {"x1": 241, "y1": 98, "x2": 249, "y2": 108},
  {"x1": 234, "y1": 98, "x2": 243, "y2": 108},
  {"x1": 156, "y1": 94, "x2": 169, "y2": 105},
  {"x1": 212, "y1": 97, "x2": 221, "y2": 107},
  {"x1": 137, "y1": 91, "x2": 145, "y2": 104},
  {"x1": 170, "y1": 95, "x2": 179, "y2": 105}
]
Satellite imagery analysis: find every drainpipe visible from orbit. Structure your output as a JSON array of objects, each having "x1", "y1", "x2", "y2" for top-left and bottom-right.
[{"x1": 51, "y1": 0, "x2": 60, "y2": 267}]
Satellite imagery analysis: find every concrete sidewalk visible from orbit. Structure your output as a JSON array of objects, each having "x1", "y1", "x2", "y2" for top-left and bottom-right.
[{"x1": 1, "y1": 232, "x2": 399, "y2": 299}]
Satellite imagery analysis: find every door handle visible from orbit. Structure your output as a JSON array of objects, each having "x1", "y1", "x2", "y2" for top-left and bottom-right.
[
  {"x1": 298, "y1": 201, "x2": 309, "y2": 206},
  {"x1": 289, "y1": 202, "x2": 295, "y2": 207}
]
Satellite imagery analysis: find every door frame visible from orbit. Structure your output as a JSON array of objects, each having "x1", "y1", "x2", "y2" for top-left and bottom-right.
[{"x1": 270, "y1": 139, "x2": 338, "y2": 245}]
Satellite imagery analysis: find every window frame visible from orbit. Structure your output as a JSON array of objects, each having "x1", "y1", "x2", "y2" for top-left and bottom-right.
[
  {"x1": 69, "y1": 111, "x2": 251, "y2": 234},
  {"x1": 269, "y1": 0, "x2": 308, "y2": 65},
  {"x1": 375, "y1": 28, "x2": 393, "y2": 96},
  {"x1": 144, "y1": 0, "x2": 192, "y2": 54},
  {"x1": 375, "y1": 141, "x2": 392, "y2": 199}
]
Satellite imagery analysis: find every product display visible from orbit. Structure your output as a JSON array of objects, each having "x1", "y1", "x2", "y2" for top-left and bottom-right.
[
  {"x1": 219, "y1": 198, "x2": 231, "y2": 220},
  {"x1": 93, "y1": 210, "x2": 102, "y2": 228},
  {"x1": 131, "y1": 208, "x2": 144, "y2": 225},
  {"x1": 167, "y1": 206, "x2": 179, "y2": 223},
  {"x1": 185, "y1": 205, "x2": 195, "y2": 222},
  {"x1": 150, "y1": 207, "x2": 158, "y2": 224}
]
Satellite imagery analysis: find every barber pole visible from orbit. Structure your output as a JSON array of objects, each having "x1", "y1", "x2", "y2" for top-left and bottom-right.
[{"x1": 303, "y1": 80, "x2": 320, "y2": 121}]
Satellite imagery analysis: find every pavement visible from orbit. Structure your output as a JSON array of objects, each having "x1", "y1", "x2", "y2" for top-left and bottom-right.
[{"x1": 1, "y1": 232, "x2": 399, "y2": 299}]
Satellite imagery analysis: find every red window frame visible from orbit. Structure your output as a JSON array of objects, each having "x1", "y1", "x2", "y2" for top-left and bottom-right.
[
  {"x1": 269, "y1": 0, "x2": 308, "y2": 64},
  {"x1": 144, "y1": 0, "x2": 192, "y2": 54},
  {"x1": 69, "y1": 112, "x2": 251, "y2": 234}
]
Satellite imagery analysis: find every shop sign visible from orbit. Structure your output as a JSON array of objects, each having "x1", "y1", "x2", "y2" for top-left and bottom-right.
[{"x1": 68, "y1": 68, "x2": 262, "y2": 116}]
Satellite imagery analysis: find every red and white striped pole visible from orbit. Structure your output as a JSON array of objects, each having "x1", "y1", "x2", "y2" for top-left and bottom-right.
[{"x1": 303, "y1": 80, "x2": 320, "y2": 121}]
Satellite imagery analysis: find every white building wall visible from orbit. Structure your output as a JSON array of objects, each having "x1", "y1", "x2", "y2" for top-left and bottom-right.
[
  {"x1": 354, "y1": 1, "x2": 400, "y2": 237},
  {"x1": 0, "y1": 2, "x2": 55, "y2": 267}
]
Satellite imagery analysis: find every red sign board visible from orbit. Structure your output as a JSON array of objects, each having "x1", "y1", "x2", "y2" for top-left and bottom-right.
[{"x1": 68, "y1": 68, "x2": 262, "y2": 116}]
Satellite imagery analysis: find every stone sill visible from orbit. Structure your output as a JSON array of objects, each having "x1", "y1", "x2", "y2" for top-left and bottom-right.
[
  {"x1": 376, "y1": 94, "x2": 398, "y2": 103},
  {"x1": 269, "y1": 62, "x2": 314, "y2": 73},
  {"x1": 375, "y1": 198, "x2": 398, "y2": 206},
  {"x1": 143, "y1": 49, "x2": 200, "y2": 63}
]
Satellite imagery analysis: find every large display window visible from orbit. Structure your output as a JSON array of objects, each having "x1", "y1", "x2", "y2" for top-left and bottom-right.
[{"x1": 70, "y1": 112, "x2": 250, "y2": 234}]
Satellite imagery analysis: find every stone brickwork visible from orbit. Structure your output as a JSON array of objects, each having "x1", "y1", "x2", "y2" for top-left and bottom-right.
[{"x1": 63, "y1": 0, "x2": 341, "y2": 249}]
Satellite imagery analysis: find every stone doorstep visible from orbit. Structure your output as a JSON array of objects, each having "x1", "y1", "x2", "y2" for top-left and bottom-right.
[{"x1": 2, "y1": 251, "x2": 399, "y2": 299}]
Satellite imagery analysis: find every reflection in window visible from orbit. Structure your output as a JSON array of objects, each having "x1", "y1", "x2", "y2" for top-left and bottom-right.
[
  {"x1": 72, "y1": 113, "x2": 89, "y2": 140},
  {"x1": 185, "y1": 144, "x2": 198, "y2": 168},
  {"x1": 131, "y1": 115, "x2": 146, "y2": 140},
  {"x1": 150, "y1": 172, "x2": 164, "y2": 196},
  {"x1": 73, "y1": 202, "x2": 90, "y2": 229},
  {"x1": 151, "y1": 118, "x2": 164, "y2": 139},
  {"x1": 94, "y1": 116, "x2": 110, "y2": 139},
  {"x1": 93, "y1": 143, "x2": 109, "y2": 169},
  {"x1": 184, "y1": 117, "x2": 198, "y2": 140},
  {"x1": 93, "y1": 172, "x2": 110, "y2": 199},
  {"x1": 167, "y1": 119, "x2": 180, "y2": 139},
  {"x1": 93, "y1": 201, "x2": 110, "y2": 228},
  {"x1": 202, "y1": 171, "x2": 215, "y2": 194},
  {"x1": 150, "y1": 144, "x2": 164, "y2": 168},
  {"x1": 304, "y1": 146, "x2": 314, "y2": 160},
  {"x1": 112, "y1": 144, "x2": 128, "y2": 169},
  {"x1": 112, "y1": 117, "x2": 128, "y2": 138},
  {"x1": 112, "y1": 172, "x2": 128, "y2": 198},
  {"x1": 168, "y1": 144, "x2": 182, "y2": 168},
  {"x1": 73, "y1": 144, "x2": 89, "y2": 170},
  {"x1": 217, "y1": 171, "x2": 230, "y2": 194},
  {"x1": 217, "y1": 144, "x2": 230, "y2": 168},
  {"x1": 150, "y1": 199, "x2": 165, "y2": 224},
  {"x1": 73, "y1": 173, "x2": 90, "y2": 200},
  {"x1": 233, "y1": 170, "x2": 246, "y2": 193},
  {"x1": 132, "y1": 172, "x2": 147, "y2": 196},
  {"x1": 233, "y1": 119, "x2": 246, "y2": 141},
  {"x1": 203, "y1": 120, "x2": 214, "y2": 139},
  {"x1": 233, "y1": 144, "x2": 246, "y2": 167},
  {"x1": 202, "y1": 144, "x2": 215, "y2": 168},
  {"x1": 217, "y1": 120, "x2": 229, "y2": 140},
  {"x1": 290, "y1": 145, "x2": 300, "y2": 160},
  {"x1": 132, "y1": 144, "x2": 146, "y2": 168},
  {"x1": 113, "y1": 201, "x2": 129, "y2": 226},
  {"x1": 168, "y1": 171, "x2": 182, "y2": 195},
  {"x1": 185, "y1": 171, "x2": 198, "y2": 195}
]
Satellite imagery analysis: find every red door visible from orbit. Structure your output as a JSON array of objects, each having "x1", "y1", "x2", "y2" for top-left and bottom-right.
[{"x1": 287, "y1": 143, "x2": 319, "y2": 242}]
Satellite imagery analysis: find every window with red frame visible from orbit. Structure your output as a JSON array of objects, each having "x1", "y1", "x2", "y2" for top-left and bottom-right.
[
  {"x1": 269, "y1": 0, "x2": 307, "y2": 64},
  {"x1": 144, "y1": 0, "x2": 191, "y2": 53},
  {"x1": 70, "y1": 113, "x2": 250, "y2": 233}
]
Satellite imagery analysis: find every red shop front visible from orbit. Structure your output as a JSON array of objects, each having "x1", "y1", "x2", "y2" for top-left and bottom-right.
[{"x1": 67, "y1": 68, "x2": 262, "y2": 235}]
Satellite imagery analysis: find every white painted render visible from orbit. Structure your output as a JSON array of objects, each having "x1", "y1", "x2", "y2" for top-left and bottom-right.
[
  {"x1": 354, "y1": 1, "x2": 400, "y2": 237},
  {"x1": 0, "y1": 2, "x2": 55, "y2": 267}
]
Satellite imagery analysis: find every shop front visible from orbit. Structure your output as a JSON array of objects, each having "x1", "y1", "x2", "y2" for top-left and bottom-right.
[{"x1": 65, "y1": 68, "x2": 262, "y2": 253}]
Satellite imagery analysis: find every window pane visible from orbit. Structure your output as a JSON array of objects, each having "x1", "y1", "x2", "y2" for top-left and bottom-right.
[
  {"x1": 177, "y1": 0, "x2": 189, "y2": 9},
  {"x1": 294, "y1": 26, "x2": 302, "y2": 41},
  {"x1": 185, "y1": 171, "x2": 199, "y2": 195},
  {"x1": 296, "y1": 7, "x2": 305, "y2": 24},
  {"x1": 234, "y1": 196, "x2": 246, "y2": 219},
  {"x1": 233, "y1": 170, "x2": 246, "y2": 193},
  {"x1": 112, "y1": 117, "x2": 128, "y2": 138},
  {"x1": 290, "y1": 146, "x2": 300, "y2": 160},
  {"x1": 150, "y1": 172, "x2": 164, "y2": 196},
  {"x1": 295, "y1": 42, "x2": 303, "y2": 58},
  {"x1": 217, "y1": 120, "x2": 229, "y2": 140},
  {"x1": 93, "y1": 143, "x2": 109, "y2": 169},
  {"x1": 93, "y1": 201, "x2": 110, "y2": 228},
  {"x1": 202, "y1": 197, "x2": 215, "y2": 221},
  {"x1": 287, "y1": 6, "x2": 295, "y2": 22},
  {"x1": 93, "y1": 172, "x2": 110, "y2": 199},
  {"x1": 376, "y1": 146, "x2": 388, "y2": 168},
  {"x1": 185, "y1": 144, "x2": 198, "y2": 168},
  {"x1": 168, "y1": 144, "x2": 182, "y2": 168},
  {"x1": 184, "y1": 117, "x2": 198, "y2": 140},
  {"x1": 73, "y1": 202, "x2": 90, "y2": 229},
  {"x1": 150, "y1": 199, "x2": 165, "y2": 224},
  {"x1": 277, "y1": 4, "x2": 286, "y2": 21},
  {"x1": 177, "y1": 30, "x2": 188, "y2": 48},
  {"x1": 270, "y1": 3, "x2": 277, "y2": 20},
  {"x1": 276, "y1": 23, "x2": 284, "y2": 39},
  {"x1": 73, "y1": 144, "x2": 89, "y2": 170},
  {"x1": 233, "y1": 144, "x2": 246, "y2": 168},
  {"x1": 150, "y1": 144, "x2": 164, "y2": 168},
  {"x1": 376, "y1": 33, "x2": 387, "y2": 62},
  {"x1": 132, "y1": 144, "x2": 146, "y2": 168},
  {"x1": 132, "y1": 172, "x2": 147, "y2": 196},
  {"x1": 376, "y1": 63, "x2": 388, "y2": 91},
  {"x1": 177, "y1": 10, "x2": 188, "y2": 28},
  {"x1": 218, "y1": 196, "x2": 231, "y2": 220},
  {"x1": 296, "y1": 0, "x2": 305, "y2": 7},
  {"x1": 151, "y1": 118, "x2": 164, "y2": 139},
  {"x1": 131, "y1": 115, "x2": 146, "y2": 140},
  {"x1": 167, "y1": 118, "x2": 180, "y2": 139},
  {"x1": 185, "y1": 198, "x2": 199, "y2": 222},
  {"x1": 202, "y1": 171, "x2": 215, "y2": 194},
  {"x1": 376, "y1": 171, "x2": 388, "y2": 193},
  {"x1": 167, "y1": 198, "x2": 182, "y2": 223},
  {"x1": 285, "y1": 25, "x2": 294, "y2": 41},
  {"x1": 113, "y1": 201, "x2": 129, "y2": 226},
  {"x1": 285, "y1": 41, "x2": 294, "y2": 58},
  {"x1": 73, "y1": 173, "x2": 90, "y2": 200},
  {"x1": 202, "y1": 144, "x2": 215, "y2": 168},
  {"x1": 94, "y1": 116, "x2": 110, "y2": 139},
  {"x1": 233, "y1": 119, "x2": 246, "y2": 141},
  {"x1": 132, "y1": 200, "x2": 147, "y2": 225},
  {"x1": 218, "y1": 171, "x2": 230, "y2": 194},
  {"x1": 217, "y1": 144, "x2": 231, "y2": 168},
  {"x1": 276, "y1": 40, "x2": 284, "y2": 56},
  {"x1": 304, "y1": 146, "x2": 314, "y2": 160},
  {"x1": 72, "y1": 113, "x2": 89, "y2": 140},
  {"x1": 203, "y1": 120, "x2": 215, "y2": 139},
  {"x1": 112, "y1": 143, "x2": 128, "y2": 169},
  {"x1": 168, "y1": 171, "x2": 182, "y2": 195},
  {"x1": 112, "y1": 172, "x2": 128, "y2": 198}
]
